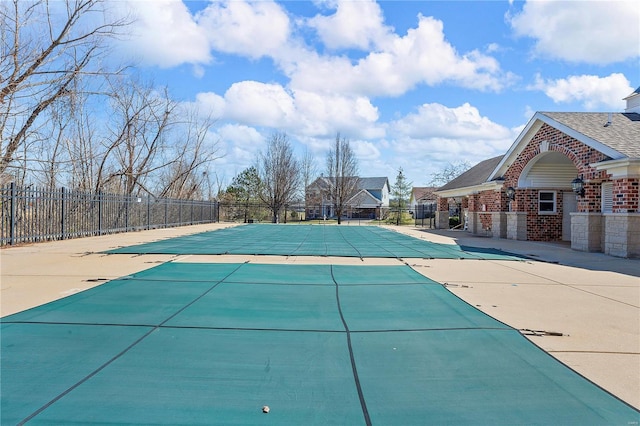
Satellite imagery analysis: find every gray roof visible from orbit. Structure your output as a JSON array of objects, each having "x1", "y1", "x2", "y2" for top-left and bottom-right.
[
  {"x1": 540, "y1": 112, "x2": 640, "y2": 158},
  {"x1": 357, "y1": 177, "x2": 388, "y2": 190},
  {"x1": 308, "y1": 176, "x2": 388, "y2": 192},
  {"x1": 437, "y1": 156, "x2": 504, "y2": 191},
  {"x1": 348, "y1": 189, "x2": 381, "y2": 204}
]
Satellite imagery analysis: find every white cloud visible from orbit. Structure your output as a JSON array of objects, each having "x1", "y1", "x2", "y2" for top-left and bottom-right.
[
  {"x1": 288, "y1": 14, "x2": 512, "y2": 96},
  {"x1": 210, "y1": 124, "x2": 266, "y2": 174},
  {"x1": 293, "y1": 90, "x2": 383, "y2": 138},
  {"x1": 224, "y1": 81, "x2": 296, "y2": 128},
  {"x1": 531, "y1": 73, "x2": 633, "y2": 110},
  {"x1": 392, "y1": 103, "x2": 512, "y2": 140},
  {"x1": 117, "y1": 1, "x2": 511, "y2": 99},
  {"x1": 116, "y1": 0, "x2": 211, "y2": 67},
  {"x1": 307, "y1": 0, "x2": 391, "y2": 50},
  {"x1": 508, "y1": 0, "x2": 640, "y2": 64},
  {"x1": 197, "y1": 0, "x2": 291, "y2": 59},
  {"x1": 383, "y1": 103, "x2": 516, "y2": 184},
  {"x1": 351, "y1": 139, "x2": 382, "y2": 161},
  {"x1": 218, "y1": 124, "x2": 265, "y2": 149},
  {"x1": 194, "y1": 92, "x2": 226, "y2": 118},
  {"x1": 194, "y1": 82, "x2": 383, "y2": 139}
]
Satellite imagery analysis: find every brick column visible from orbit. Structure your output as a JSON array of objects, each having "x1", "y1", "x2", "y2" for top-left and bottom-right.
[{"x1": 435, "y1": 197, "x2": 450, "y2": 229}]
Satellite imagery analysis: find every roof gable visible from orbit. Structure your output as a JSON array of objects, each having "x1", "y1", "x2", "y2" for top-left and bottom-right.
[
  {"x1": 410, "y1": 187, "x2": 437, "y2": 203},
  {"x1": 489, "y1": 111, "x2": 640, "y2": 180},
  {"x1": 347, "y1": 189, "x2": 381, "y2": 205}
]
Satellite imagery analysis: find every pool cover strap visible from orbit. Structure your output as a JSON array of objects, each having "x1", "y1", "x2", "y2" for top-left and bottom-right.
[
  {"x1": 106, "y1": 224, "x2": 524, "y2": 260},
  {"x1": 2, "y1": 262, "x2": 638, "y2": 424}
]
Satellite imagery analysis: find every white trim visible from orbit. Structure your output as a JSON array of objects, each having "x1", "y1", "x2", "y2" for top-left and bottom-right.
[
  {"x1": 434, "y1": 181, "x2": 503, "y2": 198},
  {"x1": 591, "y1": 158, "x2": 640, "y2": 179},
  {"x1": 538, "y1": 190, "x2": 557, "y2": 214},
  {"x1": 488, "y1": 112, "x2": 626, "y2": 182}
]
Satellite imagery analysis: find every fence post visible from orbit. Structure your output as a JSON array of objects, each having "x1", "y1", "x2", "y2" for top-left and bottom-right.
[
  {"x1": 98, "y1": 191, "x2": 103, "y2": 235},
  {"x1": 147, "y1": 196, "x2": 151, "y2": 230},
  {"x1": 164, "y1": 199, "x2": 168, "y2": 228},
  {"x1": 9, "y1": 182, "x2": 16, "y2": 245},
  {"x1": 61, "y1": 187, "x2": 66, "y2": 240},
  {"x1": 190, "y1": 200, "x2": 194, "y2": 225},
  {"x1": 125, "y1": 195, "x2": 129, "y2": 230}
]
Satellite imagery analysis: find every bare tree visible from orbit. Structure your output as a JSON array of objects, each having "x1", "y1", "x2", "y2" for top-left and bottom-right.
[
  {"x1": 65, "y1": 86, "x2": 100, "y2": 191},
  {"x1": 300, "y1": 147, "x2": 317, "y2": 217},
  {"x1": 0, "y1": 0, "x2": 128, "y2": 179},
  {"x1": 429, "y1": 161, "x2": 471, "y2": 187},
  {"x1": 326, "y1": 133, "x2": 358, "y2": 224},
  {"x1": 37, "y1": 96, "x2": 69, "y2": 188},
  {"x1": 257, "y1": 133, "x2": 301, "y2": 223},
  {"x1": 156, "y1": 106, "x2": 220, "y2": 200},
  {"x1": 96, "y1": 78, "x2": 176, "y2": 196}
]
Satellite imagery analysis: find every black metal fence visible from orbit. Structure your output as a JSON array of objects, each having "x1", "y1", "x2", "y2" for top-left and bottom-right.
[
  {"x1": 0, "y1": 183, "x2": 219, "y2": 246},
  {"x1": 413, "y1": 204, "x2": 436, "y2": 228},
  {"x1": 217, "y1": 202, "x2": 306, "y2": 223}
]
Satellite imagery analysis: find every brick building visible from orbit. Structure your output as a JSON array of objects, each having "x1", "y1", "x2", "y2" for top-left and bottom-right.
[{"x1": 434, "y1": 87, "x2": 640, "y2": 258}]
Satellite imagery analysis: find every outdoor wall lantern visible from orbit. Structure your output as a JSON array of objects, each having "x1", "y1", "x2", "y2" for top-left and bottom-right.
[
  {"x1": 506, "y1": 186, "x2": 516, "y2": 200},
  {"x1": 571, "y1": 176, "x2": 585, "y2": 197}
]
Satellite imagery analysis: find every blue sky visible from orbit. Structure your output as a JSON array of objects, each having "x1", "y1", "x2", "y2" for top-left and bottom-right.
[{"x1": 112, "y1": 0, "x2": 639, "y2": 187}]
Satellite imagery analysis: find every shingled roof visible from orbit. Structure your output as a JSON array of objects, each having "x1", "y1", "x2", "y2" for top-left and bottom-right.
[
  {"x1": 437, "y1": 155, "x2": 504, "y2": 192},
  {"x1": 540, "y1": 112, "x2": 640, "y2": 158},
  {"x1": 411, "y1": 186, "x2": 438, "y2": 202},
  {"x1": 357, "y1": 177, "x2": 389, "y2": 190}
]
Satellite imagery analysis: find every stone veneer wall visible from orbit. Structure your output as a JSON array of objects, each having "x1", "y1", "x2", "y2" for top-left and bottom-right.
[
  {"x1": 491, "y1": 212, "x2": 507, "y2": 238},
  {"x1": 570, "y1": 212, "x2": 603, "y2": 252},
  {"x1": 506, "y1": 212, "x2": 527, "y2": 240},
  {"x1": 604, "y1": 213, "x2": 640, "y2": 258}
]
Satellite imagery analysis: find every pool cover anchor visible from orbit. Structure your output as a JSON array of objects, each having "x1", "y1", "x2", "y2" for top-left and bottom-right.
[{"x1": 262, "y1": 405, "x2": 270, "y2": 414}]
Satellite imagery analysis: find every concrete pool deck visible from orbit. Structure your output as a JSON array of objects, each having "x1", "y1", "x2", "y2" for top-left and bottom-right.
[{"x1": 1, "y1": 222, "x2": 638, "y2": 409}]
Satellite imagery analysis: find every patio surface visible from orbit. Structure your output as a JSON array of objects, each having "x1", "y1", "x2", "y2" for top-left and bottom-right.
[{"x1": 1, "y1": 222, "x2": 638, "y2": 423}]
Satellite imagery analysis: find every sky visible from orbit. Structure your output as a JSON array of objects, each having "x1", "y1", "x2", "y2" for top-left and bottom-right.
[{"x1": 110, "y1": 0, "x2": 640, "y2": 187}]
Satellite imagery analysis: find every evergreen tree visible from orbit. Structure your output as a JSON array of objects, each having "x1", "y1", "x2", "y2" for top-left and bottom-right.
[
  {"x1": 227, "y1": 167, "x2": 262, "y2": 223},
  {"x1": 391, "y1": 167, "x2": 412, "y2": 225}
]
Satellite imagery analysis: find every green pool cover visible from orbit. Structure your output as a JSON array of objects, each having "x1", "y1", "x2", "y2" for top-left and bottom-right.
[
  {"x1": 2, "y1": 263, "x2": 637, "y2": 425},
  {"x1": 106, "y1": 224, "x2": 523, "y2": 260}
]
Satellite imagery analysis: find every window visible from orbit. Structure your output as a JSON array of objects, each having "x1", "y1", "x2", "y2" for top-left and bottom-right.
[
  {"x1": 601, "y1": 182, "x2": 613, "y2": 213},
  {"x1": 538, "y1": 191, "x2": 556, "y2": 213}
]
